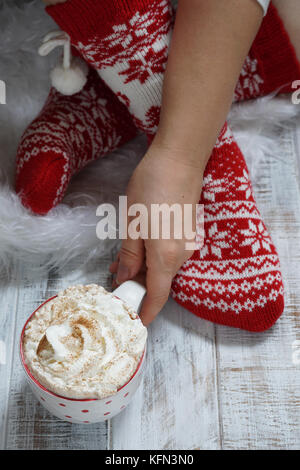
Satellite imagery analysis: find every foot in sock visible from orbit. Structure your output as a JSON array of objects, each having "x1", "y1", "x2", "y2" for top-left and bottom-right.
[
  {"x1": 234, "y1": 3, "x2": 300, "y2": 101},
  {"x1": 171, "y1": 123, "x2": 284, "y2": 332},
  {"x1": 46, "y1": 0, "x2": 173, "y2": 140},
  {"x1": 15, "y1": 68, "x2": 137, "y2": 214}
]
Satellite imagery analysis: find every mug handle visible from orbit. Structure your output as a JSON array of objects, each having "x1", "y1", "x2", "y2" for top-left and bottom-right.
[{"x1": 113, "y1": 281, "x2": 146, "y2": 314}]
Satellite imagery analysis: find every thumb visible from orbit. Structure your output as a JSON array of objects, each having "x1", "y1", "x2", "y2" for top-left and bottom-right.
[
  {"x1": 139, "y1": 266, "x2": 173, "y2": 326},
  {"x1": 117, "y1": 238, "x2": 144, "y2": 284}
]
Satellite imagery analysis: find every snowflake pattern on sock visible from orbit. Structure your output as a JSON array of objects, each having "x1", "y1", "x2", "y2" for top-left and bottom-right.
[
  {"x1": 234, "y1": 56, "x2": 264, "y2": 102},
  {"x1": 16, "y1": 70, "x2": 137, "y2": 214},
  {"x1": 79, "y1": 0, "x2": 172, "y2": 137},
  {"x1": 233, "y1": 3, "x2": 300, "y2": 102},
  {"x1": 47, "y1": 0, "x2": 300, "y2": 139},
  {"x1": 48, "y1": 0, "x2": 173, "y2": 138},
  {"x1": 171, "y1": 123, "x2": 284, "y2": 332}
]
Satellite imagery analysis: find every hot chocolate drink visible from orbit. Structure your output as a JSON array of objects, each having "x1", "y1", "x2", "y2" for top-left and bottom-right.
[{"x1": 22, "y1": 284, "x2": 147, "y2": 399}]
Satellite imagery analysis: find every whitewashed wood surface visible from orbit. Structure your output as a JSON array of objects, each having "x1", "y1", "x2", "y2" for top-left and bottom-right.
[{"x1": 0, "y1": 118, "x2": 299, "y2": 450}]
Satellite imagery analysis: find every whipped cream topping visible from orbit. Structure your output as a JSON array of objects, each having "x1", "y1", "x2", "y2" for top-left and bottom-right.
[{"x1": 23, "y1": 284, "x2": 147, "y2": 399}]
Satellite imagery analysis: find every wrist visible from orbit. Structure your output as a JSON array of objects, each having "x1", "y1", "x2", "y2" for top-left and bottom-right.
[{"x1": 152, "y1": 130, "x2": 209, "y2": 172}]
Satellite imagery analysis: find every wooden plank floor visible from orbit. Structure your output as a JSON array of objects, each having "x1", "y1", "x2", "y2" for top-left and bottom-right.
[{"x1": 0, "y1": 118, "x2": 299, "y2": 449}]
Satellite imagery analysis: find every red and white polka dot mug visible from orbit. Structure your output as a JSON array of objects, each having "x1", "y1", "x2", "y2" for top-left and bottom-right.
[{"x1": 19, "y1": 281, "x2": 147, "y2": 424}]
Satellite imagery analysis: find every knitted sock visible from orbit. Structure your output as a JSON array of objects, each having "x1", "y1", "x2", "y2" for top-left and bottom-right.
[
  {"x1": 234, "y1": 3, "x2": 300, "y2": 102},
  {"x1": 15, "y1": 69, "x2": 137, "y2": 214},
  {"x1": 46, "y1": 0, "x2": 173, "y2": 140},
  {"x1": 171, "y1": 2, "x2": 289, "y2": 331},
  {"x1": 47, "y1": 1, "x2": 300, "y2": 137},
  {"x1": 171, "y1": 123, "x2": 284, "y2": 332}
]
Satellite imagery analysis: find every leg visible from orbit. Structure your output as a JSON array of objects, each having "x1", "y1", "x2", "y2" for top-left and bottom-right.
[
  {"x1": 273, "y1": 0, "x2": 300, "y2": 62},
  {"x1": 16, "y1": 69, "x2": 137, "y2": 214},
  {"x1": 47, "y1": 0, "x2": 300, "y2": 126},
  {"x1": 235, "y1": 2, "x2": 300, "y2": 102},
  {"x1": 172, "y1": 123, "x2": 284, "y2": 332},
  {"x1": 46, "y1": 0, "x2": 174, "y2": 140}
]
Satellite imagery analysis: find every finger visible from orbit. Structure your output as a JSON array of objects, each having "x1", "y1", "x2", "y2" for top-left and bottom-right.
[
  {"x1": 112, "y1": 276, "x2": 118, "y2": 290},
  {"x1": 112, "y1": 263, "x2": 146, "y2": 290},
  {"x1": 133, "y1": 270, "x2": 147, "y2": 287},
  {"x1": 139, "y1": 267, "x2": 173, "y2": 326},
  {"x1": 117, "y1": 238, "x2": 144, "y2": 284},
  {"x1": 109, "y1": 260, "x2": 119, "y2": 273}
]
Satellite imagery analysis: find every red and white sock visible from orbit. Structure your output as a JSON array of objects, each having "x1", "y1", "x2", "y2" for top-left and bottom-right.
[
  {"x1": 172, "y1": 123, "x2": 284, "y2": 332},
  {"x1": 15, "y1": 69, "x2": 137, "y2": 214},
  {"x1": 234, "y1": 3, "x2": 300, "y2": 102},
  {"x1": 47, "y1": 0, "x2": 173, "y2": 140},
  {"x1": 171, "y1": 3, "x2": 296, "y2": 331},
  {"x1": 47, "y1": 1, "x2": 300, "y2": 138}
]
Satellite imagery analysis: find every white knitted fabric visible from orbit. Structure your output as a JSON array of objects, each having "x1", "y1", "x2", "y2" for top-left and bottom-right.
[
  {"x1": 74, "y1": 0, "x2": 173, "y2": 138},
  {"x1": 257, "y1": 0, "x2": 270, "y2": 16}
]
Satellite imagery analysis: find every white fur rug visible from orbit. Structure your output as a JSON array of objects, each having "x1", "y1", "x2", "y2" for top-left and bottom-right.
[{"x1": 0, "y1": 0, "x2": 299, "y2": 272}]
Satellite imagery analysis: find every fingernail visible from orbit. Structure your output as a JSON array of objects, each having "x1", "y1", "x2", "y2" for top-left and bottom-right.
[{"x1": 116, "y1": 264, "x2": 130, "y2": 284}]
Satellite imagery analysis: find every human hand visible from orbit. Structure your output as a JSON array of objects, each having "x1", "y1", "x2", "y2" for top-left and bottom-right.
[{"x1": 110, "y1": 141, "x2": 205, "y2": 325}]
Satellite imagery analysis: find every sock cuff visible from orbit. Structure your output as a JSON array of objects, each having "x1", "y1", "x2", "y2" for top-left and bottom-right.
[
  {"x1": 46, "y1": 0, "x2": 171, "y2": 43},
  {"x1": 251, "y1": 3, "x2": 300, "y2": 94}
]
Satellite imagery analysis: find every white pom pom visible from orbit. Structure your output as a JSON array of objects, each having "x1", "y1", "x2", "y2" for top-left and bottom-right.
[{"x1": 50, "y1": 57, "x2": 89, "y2": 96}]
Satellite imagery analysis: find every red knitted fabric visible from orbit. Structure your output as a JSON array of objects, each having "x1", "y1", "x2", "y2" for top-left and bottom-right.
[
  {"x1": 47, "y1": 0, "x2": 173, "y2": 139},
  {"x1": 15, "y1": 69, "x2": 137, "y2": 214},
  {"x1": 47, "y1": 1, "x2": 300, "y2": 132},
  {"x1": 172, "y1": 123, "x2": 284, "y2": 332},
  {"x1": 234, "y1": 3, "x2": 300, "y2": 101}
]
